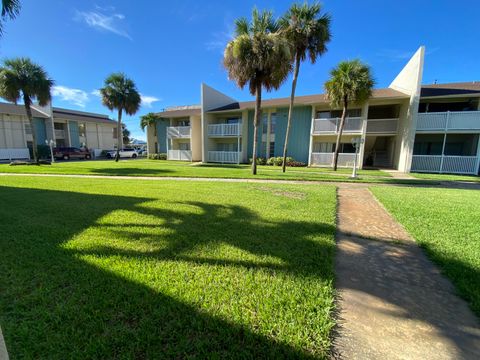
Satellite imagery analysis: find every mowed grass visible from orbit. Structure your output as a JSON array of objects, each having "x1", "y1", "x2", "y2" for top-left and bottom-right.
[
  {"x1": 411, "y1": 172, "x2": 480, "y2": 183},
  {"x1": 0, "y1": 159, "x2": 398, "y2": 183},
  {"x1": 371, "y1": 187, "x2": 480, "y2": 316},
  {"x1": 0, "y1": 176, "x2": 337, "y2": 359}
]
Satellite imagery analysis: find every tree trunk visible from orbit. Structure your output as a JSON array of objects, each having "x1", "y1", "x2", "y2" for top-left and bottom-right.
[
  {"x1": 251, "y1": 83, "x2": 262, "y2": 175},
  {"x1": 23, "y1": 95, "x2": 38, "y2": 164},
  {"x1": 333, "y1": 98, "x2": 348, "y2": 171},
  {"x1": 115, "y1": 108, "x2": 123, "y2": 162},
  {"x1": 282, "y1": 53, "x2": 301, "y2": 173}
]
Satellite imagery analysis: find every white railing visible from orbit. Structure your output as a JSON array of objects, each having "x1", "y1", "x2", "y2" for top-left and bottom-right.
[
  {"x1": 208, "y1": 151, "x2": 239, "y2": 163},
  {"x1": 312, "y1": 117, "x2": 363, "y2": 134},
  {"x1": 411, "y1": 155, "x2": 479, "y2": 174},
  {"x1": 417, "y1": 111, "x2": 480, "y2": 131},
  {"x1": 168, "y1": 150, "x2": 192, "y2": 161},
  {"x1": 310, "y1": 152, "x2": 358, "y2": 168},
  {"x1": 0, "y1": 148, "x2": 30, "y2": 160},
  {"x1": 366, "y1": 118, "x2": 399, "y2": 133},
  {"x1": 55, "y1": 129, "x2": 65, "y2": 138},
  {"x1": 208, "y1": 123, "x2": 241, "y2": 137},
  {"x1": 167, "y1": 126, "x2": 191, "y2": 138}
]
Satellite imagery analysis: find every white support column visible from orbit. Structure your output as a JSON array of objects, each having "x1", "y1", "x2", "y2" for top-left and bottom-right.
[
  {"x1": 440, "y1": 133, "x2": 447, "y2": 173},
  {"x1": 475, "y1": 134, "x2": 480, "y2": 174},
  {"x1": 358, "y1": 102, "x2": 369, "y2": 170},
  {"x1": 308, "y1": 105, "x2": 316, "y2": 166}
]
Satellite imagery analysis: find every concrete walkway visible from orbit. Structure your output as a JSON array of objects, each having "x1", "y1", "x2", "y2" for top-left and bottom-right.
[
  {"x1": 0, "y1": 327, "x2": 8, "y2": 360},
  {"x1": 334, "y1": 186, "x2": 480, "y2": 359}
]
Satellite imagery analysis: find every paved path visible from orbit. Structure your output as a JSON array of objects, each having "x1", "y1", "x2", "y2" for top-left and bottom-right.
[
  {"x1": 334, "y1": 186, "x2": 480, "y2": 359},
  {"x1": 0, "y1": 327, "x2": 8, "y2": 360}
]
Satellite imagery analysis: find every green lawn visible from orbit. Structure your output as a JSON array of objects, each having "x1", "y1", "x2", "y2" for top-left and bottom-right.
[
  {"x1": 0, "y1": 176, "x2": 336, "y2": 359},
  {"x1": 0, "y1": 159, "x2": 440, "y2": 186},
  {"x1": 411, "y1": 172, "x2": 480, "y2": 183},
  {"x1": 371, "y1": 187, "x2": 480, "y2": 316}
]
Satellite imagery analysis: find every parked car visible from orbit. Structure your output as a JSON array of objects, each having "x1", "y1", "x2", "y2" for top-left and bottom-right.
[
  {"x1": 53, "y1": 147, "x2": 91, "y2": 160},
  {"x1": 106, "y1": 148, "x2": 139, "y2": 159}
]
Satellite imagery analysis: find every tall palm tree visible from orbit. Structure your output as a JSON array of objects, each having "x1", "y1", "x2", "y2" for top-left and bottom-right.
[
  {"x1": 224, "y1": 8, "x2": 292, "y2": 175},
  {"x1": 279, "y1": 2, "x2": 330, "y2": 173},
  {"x1": 0, "y1": 57, "x2": 53, "y2": 163},
  {"x1": 325, "y1": 59, "x2": 374, "y2": 171},
  {"x1": 1, "y1": 0, "x2": 21, "y2": 37},
  {"x1": 100, "y1": 73, "x2": 141, "y2": 162},
  {"x1": 140, "y1": 112, "x2": 160, "y2": 132}
]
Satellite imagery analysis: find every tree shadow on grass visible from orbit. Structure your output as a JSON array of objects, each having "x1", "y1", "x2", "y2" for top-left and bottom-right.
[
  {"x1": 88, "y1": 167, "x2": 174, "y2": 176},
  {"x1": 0, "y1": 185, "x2": 334, "y2": 359}
]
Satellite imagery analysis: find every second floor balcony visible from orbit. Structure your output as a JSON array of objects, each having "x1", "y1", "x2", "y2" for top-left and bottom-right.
[
  {"x1": 312, "y1": 117, "x2": 363, "y2": 134},
  {"x1": 416, "y1": 111, "x2": 480, "y2": 131},
  {"x1": 208, "y1": 123, "x2": 241, "y2": 137},
  {"x1": 167, "y1": 126, "x2": 191, "y2": 138}
]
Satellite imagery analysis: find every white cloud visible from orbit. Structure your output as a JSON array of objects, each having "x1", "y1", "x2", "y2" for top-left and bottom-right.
[
  {"x1": 141, "y1": 94, "x2": 161, "y2": 108},
  {"x1": 91, "y1": 89, "x2": 101, "y2": 97},
  {"x1": 75, "y1": 7, "x2": 131, "y2": 40},
  {"x1": 52, "y1": 86, "x2": 89, "y2": 107}
]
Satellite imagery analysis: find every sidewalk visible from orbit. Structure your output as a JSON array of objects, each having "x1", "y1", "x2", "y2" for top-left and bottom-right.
[{"x1": 334, "y1": 187, "x2": 480, "y2": 359}]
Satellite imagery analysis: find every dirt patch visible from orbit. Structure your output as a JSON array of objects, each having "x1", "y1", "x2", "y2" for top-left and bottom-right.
[{"x1": 254, "y1": 186, "x2": 306, "y2": 200}]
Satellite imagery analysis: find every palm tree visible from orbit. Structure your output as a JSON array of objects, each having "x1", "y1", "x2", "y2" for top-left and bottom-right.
[
  {"x1": 1, "y1": 0, "x2": 21, "y2": 37},
  {"x1": 325, "y1": 59, "x2": 374, "y2": 171},
  {"x1": 0, "y1": 57, "x2": 53, "y2": 163},
  {"x1": 224, "y1": 8, "x2": 292, "y2": 175},
  {"x1": 140, "y1": 112, "x2": 160, "y2": 132},
  {"x1": 100, "y1": 73, "x2": 141, "y2": 162},
  {"x1": 279, "y1": 2, "x2": 330, "y2": 173}
]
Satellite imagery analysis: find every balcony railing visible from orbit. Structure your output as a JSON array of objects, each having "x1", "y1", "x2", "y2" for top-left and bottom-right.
[
  {"x1": 310, "y1": 152, "x2": 358, "y2": 168},
  {"x1": 55, "y1": 129, "x2": 65, "y2": 138},
  {"x1": 411, "y1": 155, "x2": 479, "y2": 174},
  {"x1": 416, "y1": 111, "x2": 480, "y2": 131},
  {"x1": 0, "y1": 148, "x2": 30, "y2": 160},
  {"x1": 167, "y1": 126, "x2": 191, "y2": 138},
  {"x1": 366, "y1": 118, "x2": 399, "y2": 133},
  {"x1": 208, "y1": 123, "x2": 241, "y2": 137},
  {"x1": 167, "y1": 150, "x2": 192, "y2": 161},
  {"x1": 312, "y1": 117, "x2": 363, "y2": 134},
  {"x1": 208, "y1": 151, "x2": 239, "y2": 163}
]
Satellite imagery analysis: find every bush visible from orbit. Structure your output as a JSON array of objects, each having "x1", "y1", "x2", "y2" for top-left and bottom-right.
[
  {"x1": 266, "y1": 156, "x2": 294, "y2": 166},
  {"x1": 249, "y1": 157, "x2": 267, "y2": 165},
  {"x1": 286, "y1": 160, "x2": 307, "y2": 167},
  {"x1": 28, "y1": 144, "x2": 51, "y2": 159},
  {"x1": 148, "y1": 153, "x2": 167, "y2": 160}
]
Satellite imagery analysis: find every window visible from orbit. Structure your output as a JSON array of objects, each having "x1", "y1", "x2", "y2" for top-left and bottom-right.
[
  {"x1": 113, "y1": 127, "x2": 117, "y2": 139},
  {"x1": 226, "y1": 117, "x2": 240, "y2": 124},
  {"x1": 54, "y1": 123, "x2": 64, "y2": 130},
  {"x1": 269, "y1": 141, "x2": 275, "y2": 158},
  {"x1": 79, "y1": 123, "x2": 86, "y2": 137},
  {"x1": 270, "y1": 113, "x2": 276, "y2": 134},
  {"x1": 262, "y1": 114, "x2": 268, "y2": 134},
  {"x1": 179, "y1": 142, "x2": 191, "y2": 151},
  {"x1": 318, "y1": 109, "x2": 362, "y2": 118},
  {"x1": 177, "y1": 118, "x2": 190, "y2": 126},
  {"x1": 217, "y1": 142, "x2": 239, "y2": 152}
]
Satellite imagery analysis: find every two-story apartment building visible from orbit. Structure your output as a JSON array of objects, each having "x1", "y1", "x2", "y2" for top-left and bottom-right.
[
  {"x1": 0, "y1": 102, "x2": 118, "y2": 160},
  {"x1": 147, "y1": 47, "x2": 480, "y2": 175}
]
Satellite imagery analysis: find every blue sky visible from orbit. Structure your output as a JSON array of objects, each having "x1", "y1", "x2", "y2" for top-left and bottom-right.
[{"x1": 1, "y1": 0, "x2": 478, "y2": 140}]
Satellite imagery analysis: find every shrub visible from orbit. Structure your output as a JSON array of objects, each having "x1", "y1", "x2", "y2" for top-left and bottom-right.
[
  {"x1": 249, "y1": 157, "x2": 267, "y2": 165},
  {"x1": 28, "y1": 144, "x2": 51, "y2": 159},
  {"x1": 266, "y1": 156, "x2": 295, "y2": 166},
  {"x1": 286, "y1": 160, "x2": 307, "y2": 167},
  {"x1": 148, "y1": 153, "x2": 167, "y2": 160}
]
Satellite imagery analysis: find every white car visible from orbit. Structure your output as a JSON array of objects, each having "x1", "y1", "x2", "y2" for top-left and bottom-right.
[{"x1": 106, "y1": 149, "x2": 138, "y2": 159}]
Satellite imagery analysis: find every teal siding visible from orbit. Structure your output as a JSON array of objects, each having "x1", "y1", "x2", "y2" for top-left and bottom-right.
[
  {"x1": 155, "y1": 119, "x2": 170, "y2": 153},
  {"x1": 274, "y1": 106, "x2": 312, "y2": 163},
  {"x1": 247, "y1": 105, "x2": 312, "y2": 163},
  {"x1": 68, "y1": 121, "x2": 80, "y2": 148},
  {"x1": 32, "y1": 118, "x2": 47, "y2": 145},
  {"x1": 246, "y1": 110, "x2": 263, "y2": 158}
]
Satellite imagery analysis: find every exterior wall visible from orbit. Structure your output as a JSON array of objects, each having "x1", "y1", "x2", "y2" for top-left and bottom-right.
[
  {"x1": 389, "y1": 46, "x2": 425, "y2": 172},
  {"x1": 85, "y1": 123, "x2": 100, "y2": 149},
  {"x1": 0, "y1": 114, "x2": 28, "y2": 148},
  {"x1": 190, "y1": 115, "x2": 202, "y2": 161},
  {"x1": 155, "y1": 118, "x2": 169, "y2": 153},
  {"x1": 68, "y1": 121, "x2": 80, "y2": 147}
]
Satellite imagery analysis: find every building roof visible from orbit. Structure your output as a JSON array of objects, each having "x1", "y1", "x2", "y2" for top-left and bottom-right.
[
  {"x1": 52, "y1": 107, "x2": 115, "y2": 124},
  {"x1": 156, "y1": 106, "x2": 201, "y2": 118},
  {"x1": 208, "y1": 88, "x2": 408, "y2": 112},
  {"x1": 0, "y1": 102, "x2": 49, "y2": 118},
  {"x1": 420, "y1": 82, "x2": 480, "y2": 97}
]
